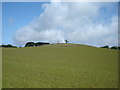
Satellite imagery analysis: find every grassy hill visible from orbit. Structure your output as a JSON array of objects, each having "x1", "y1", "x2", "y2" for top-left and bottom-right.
[
  {"x1": 2, "y1": 44, "x2": 118, "y2": 88},
  {"x1": 0, "y1": 48, "x2": 2, "y2": 89}
]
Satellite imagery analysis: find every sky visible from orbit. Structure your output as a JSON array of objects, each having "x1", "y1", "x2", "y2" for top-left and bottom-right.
[
  {"x1": 2, "y1": 1, "x2": 118, "y2": 47},
  {"x1": 0, "y1": 1, "x2": 2, "y2": 45}
]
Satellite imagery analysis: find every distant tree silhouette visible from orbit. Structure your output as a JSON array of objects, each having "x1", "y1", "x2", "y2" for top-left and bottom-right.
[
  {"x1": 118, "y1": 46, "x2": 120, "y2": 50},
  {"x1": 101, "y1": 45, "x2": 109, "y2": 49},
  {"x1": 25, "y1": 42, "x2": 35, "y2": 47},
  {"x1": 65, "y1": 40, "x2": 69, "y2": 44},
  {"x1": 35, "y1": 42, "x2": 42, "y2": 46},
  {"x1": 101, "y1": 45, "x2": 120, "y2": 50},
  {"x1": 25, "y1": 42, "x2": 50, "y2": 47},
  {"x1": 1, "y1": 44, "x2": 17, "y2": 48},
  {"x1": 110, "y1": 46, "x2": 118, "y2": 49},
  {"x1": 35, "y1": 42, "x2": 50, "y2": 46}
]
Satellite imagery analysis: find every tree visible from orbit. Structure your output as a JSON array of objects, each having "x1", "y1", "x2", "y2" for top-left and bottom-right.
[
  {"x1": 101, "y1": 45, "x2": 109, "y2": 49},
  {"x1": 25, "y1": 42, "x2": 50, "y2": 47},
  {"x1": 65, "y1": 40, "x2": 69, "y2": 44},
  {"x1": 110, "y1": 46, "x2": 118, "y2": 49},
  {"x1": 35, "y1": 42, "x2": 50, "y2": 46},
  {"x1": 35, "y1": 42, "x2": 43, "y2": 46},
  {"x1": 25, "y1": 42, "x2": 35, "y2": 47},
  {"x1": 118, "y1": 46, "x2": 120, "y2": 50},
  {"x1": 1, "y1": 44, "x2": 17, "y2": 48}
]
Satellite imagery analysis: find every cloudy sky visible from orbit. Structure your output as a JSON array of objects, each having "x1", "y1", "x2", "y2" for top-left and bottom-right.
[{"x1": 2, "y1": 1, "x2": 118, "y2": 47}]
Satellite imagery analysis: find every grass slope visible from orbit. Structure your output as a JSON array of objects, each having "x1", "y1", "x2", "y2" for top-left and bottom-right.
[
  {"x1": 2, "y1": 44, "x2": 118, "y2": 88},
  {"x1": 0, "y1": 48, "x2": 2, "y2": 89}
]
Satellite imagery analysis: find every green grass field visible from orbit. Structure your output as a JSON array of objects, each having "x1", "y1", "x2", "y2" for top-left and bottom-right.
[
  {"x1": 2, "y1": 44, "x2": 118, "y2": 88},
  {"x1": 0, "y1": 48, "x2": 2, "y2": 89}
]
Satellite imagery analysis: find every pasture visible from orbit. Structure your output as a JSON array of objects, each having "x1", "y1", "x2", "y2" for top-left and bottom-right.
[{"x1": 2, "y1": 44, "x2": 118, "y2": 88}]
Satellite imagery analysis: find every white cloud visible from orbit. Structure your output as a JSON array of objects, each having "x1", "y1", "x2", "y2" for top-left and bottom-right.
[{"x1": 14, "y1": 2, "x2": 118, "y2": 47}]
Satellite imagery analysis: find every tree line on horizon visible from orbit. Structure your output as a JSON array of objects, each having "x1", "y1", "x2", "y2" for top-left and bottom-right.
[
  {"x1": 0, "y1": 44, "x2": 17, "y2": 48},
  {"x1": 101, "y1": 45, "x2": 120, "y2": 50},
  {"x1": 25, "y1": 42, "x2": 50, "y2": 47},
  {"x1": 0, "y1": 40, "x2": 69, "y2": 48},
  {"x1": 0, "y1": 42, "x2": 50, "y2": 48},
  {"x1": 0, "y1": 41, "x2": 120, "y2": 50}
]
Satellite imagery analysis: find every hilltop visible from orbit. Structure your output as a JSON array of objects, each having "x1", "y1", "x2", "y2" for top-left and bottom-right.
[{"x1": 44, "y1": 43, "x2": 95, "y2": 47}]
